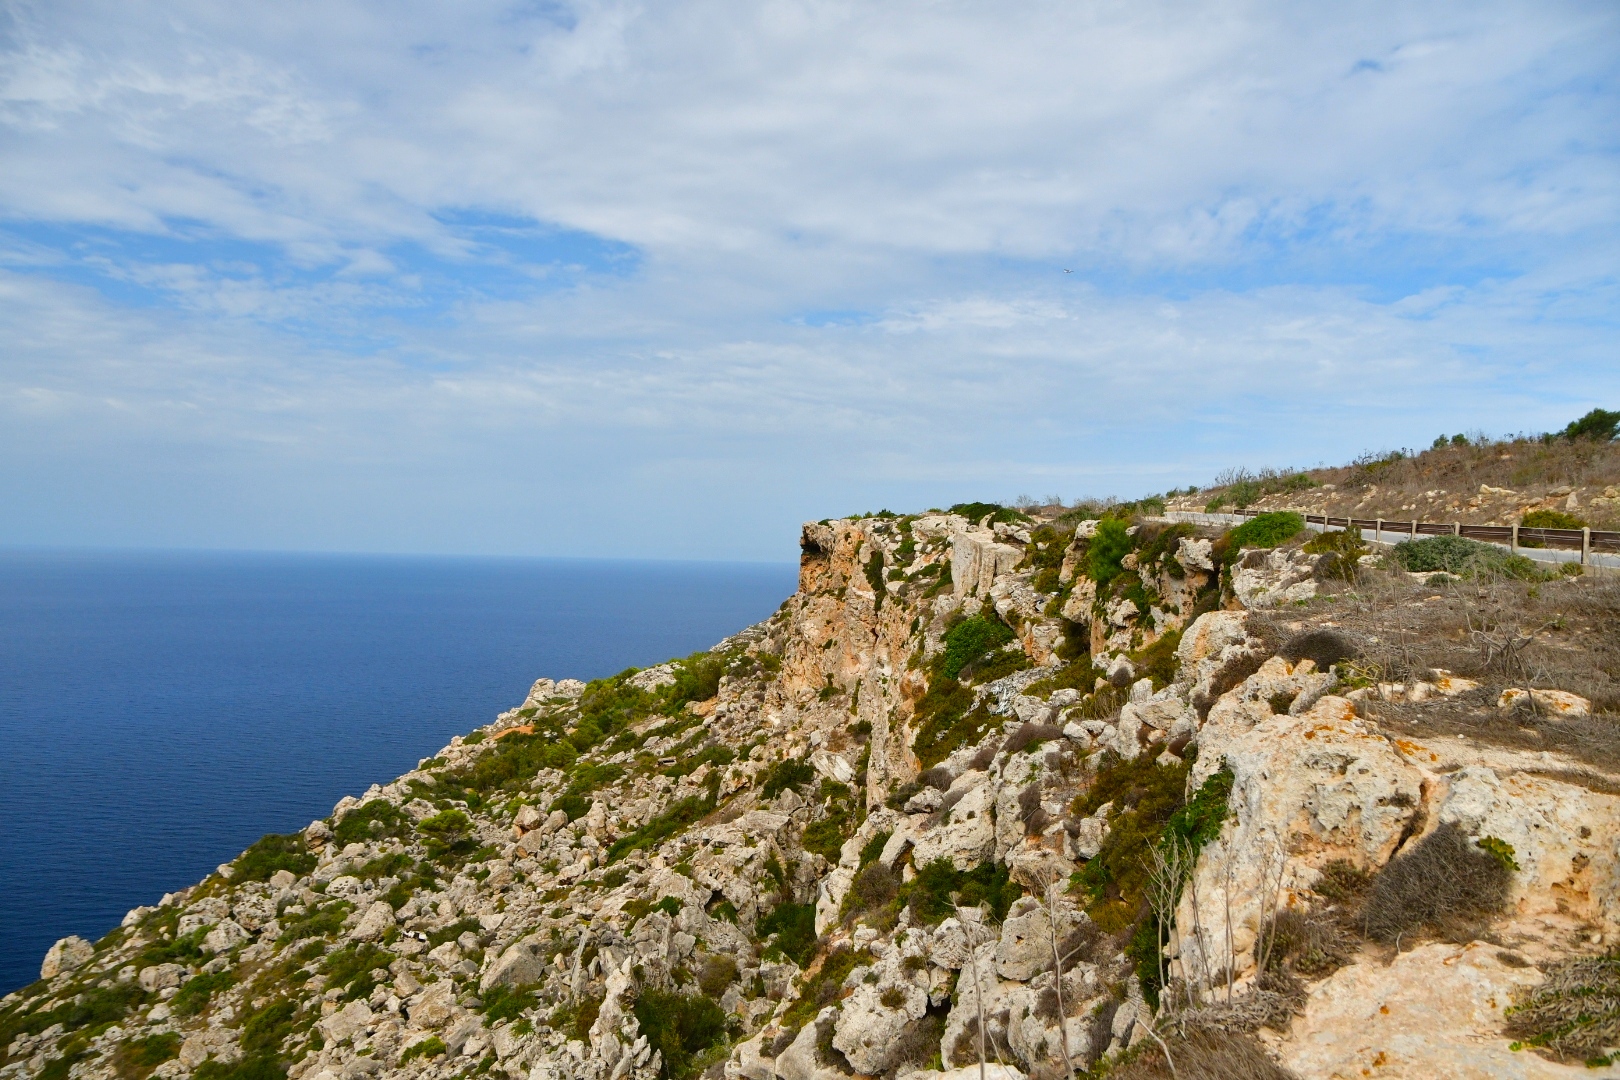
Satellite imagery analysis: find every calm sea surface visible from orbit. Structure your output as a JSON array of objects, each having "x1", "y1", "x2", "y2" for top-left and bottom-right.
[{"x1": 0, "y1": 550, "x2": 797, "y2": 993}]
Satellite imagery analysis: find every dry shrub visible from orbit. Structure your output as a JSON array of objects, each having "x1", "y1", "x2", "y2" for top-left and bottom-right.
[
  {"x1": 918, "y1": 765, "x2": 954, "y2": 790},
  {"x1": 1107, "y1": 1029, "x2": 1298, "y2": 1080},
  {"x1": 1019, "y1": 783, "x2": 1052, "y2": 836},
  {"x1": 969, "y1": 739, "x2": 1002, "y2": 771},
  {"x1": 1005, "y1": 723, "x2": 1064, "y2": 756},
  {"x1": 1361, "y1": 823, "x2": 1512, "y2": 943},
  {"x1": 1263, "y1": 908, "x2": 1352, "y2": 977},
  {"x1": 697, "y1": 954, "x2": 739, "y2": 998},
  {"x1": 844, "y1": 862, "x2": 900, "y2": 922},
  {"x1": 1277, "y1": 628, "x2": 1358, "y2": 672},
  {"x1": 1503, "y1": 952, "x2": 1620, "y2": 1064},
  {"x1": 884, "y1": 1012, "x2": 945, "y2": 1076}
]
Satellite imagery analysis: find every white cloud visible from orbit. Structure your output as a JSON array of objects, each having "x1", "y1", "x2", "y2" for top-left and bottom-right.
[{"x1": 0, "y1": 0, "x2": 1615, "y2": 556}]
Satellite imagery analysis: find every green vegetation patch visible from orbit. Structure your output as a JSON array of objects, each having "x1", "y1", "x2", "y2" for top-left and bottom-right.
[
  {"x1": 1224, "y1": 512, "x2": 1305, "y2": 557},
  {"x1": 1392, "y1": 535, "x2": 1544, "y2": 580},
  {"x1": 320, "y1": 943, "x2": 395, "y2": 1001},
  {"x1": 417, "y1": 809, "x2": 481, "y2": 865},
  {"x1": 114, "y1": 1032, "x2": 181, "y2": 1078},
  {"x1": 948, "y1": 502, "x2": 1030, "y2": 526},
  {"x1": 231, "y1": 833, "x2": 316, "y2": 884},
  {"x1": 940, "y1": 615, "x2": 1017, "y2": 681},
  {"x1": 332, "y1": 800, "x2": 411, "y2": 848},
  {"x1": 607, "y1": 786, "x2": 717, "y2": 863},
  {"x1": 902, "y1": 859, "x2": 1021, "y2": 926},
  {"x1": 760, "y1": 758, "x2": 816, "y2": 799},
  {"x1": 759, "y1": 903, "x2": 818, "y2": 967},
  {"x1": 171, "y1": 971, "x2": 235, "y2": 1018},
  {"x1": 1505, "y1": 952, "x2": 1620, "y2": 1065},
  {"x1": 481, "y1": 984, "x2": 540, "y2": 1023},
  {"x1": 401, "y1": 1036, "x2": 448, "y2": 1063},
  {"x1": 1087, "y1": 518, "x2": 1133, "y2": 588},
  {"x1": 632, "y1": 989, "x2": 729, "y2": 1080}
]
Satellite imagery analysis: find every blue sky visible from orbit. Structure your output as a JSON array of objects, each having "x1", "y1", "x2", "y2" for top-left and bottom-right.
[{"x1": 1, "y1": 0, "x2": 1616, "y2": 560}]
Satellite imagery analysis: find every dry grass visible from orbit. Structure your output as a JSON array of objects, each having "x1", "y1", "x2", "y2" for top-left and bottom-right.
[
  {"x1": 1105, "y1": 1029, "x2": 1298, "y2": 1080},
  {"x1": 1503, "y1": 952, "x2": 1620, "y2": 1065},
  {"x1": 1361, "y1": 823, "x2": 1512, "y2": 945},
  {"x1": 1320, "y1": 565, "x2": 1620, "y2": 770},
  {"x1": 1181, "y1": 435, "x2": 1620, "y2": 528}
]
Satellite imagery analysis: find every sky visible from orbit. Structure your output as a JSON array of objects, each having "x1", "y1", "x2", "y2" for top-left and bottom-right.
[{"x1": 1, "y1": 1, "x2": 1617, "y2": 561}]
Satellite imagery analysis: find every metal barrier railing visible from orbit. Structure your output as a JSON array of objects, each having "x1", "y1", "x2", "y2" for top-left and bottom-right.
[{"x1": 1233, "y1": 509, "x2": 1620, "y2": 563}]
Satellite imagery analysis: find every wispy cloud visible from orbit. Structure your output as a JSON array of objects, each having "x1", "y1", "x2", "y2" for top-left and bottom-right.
[{"x1": 0, "y1": 0, "x2": 1616, "y2": 557}]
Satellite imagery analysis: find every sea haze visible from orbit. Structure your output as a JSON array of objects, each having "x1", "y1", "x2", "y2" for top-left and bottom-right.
[{"x1": 0, "y1": 550, "x2": 798, "y2": 993}]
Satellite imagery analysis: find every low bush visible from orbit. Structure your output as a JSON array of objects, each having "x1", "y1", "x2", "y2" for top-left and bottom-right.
[
  {"x1": 1278, "y1": 628, "x2": 1357, "y2": 673},
  {"x1": 940, "y1": 616, "x2": 1016, "y2": 680},
  {"x1": 482, "y1": 983, "x2": 540, "y2": 1022},
  {"x1": 1391, "y1": 535, "x2": 1543, "y2": 580},
  {"x1": 949, "y1": 502, "x2": 1030, "y2": 526},
  {"x1": 400, "y1": 1036, "x2": 447, "y2": 1063},
  {"x1": 760, "y1": 758, "x2": 816, "y2": 799},
  {"x1": 1089, "y1": 518, "x2": 1133, "y2": 588},
  {"x1": 320, "y1": 943, "x2": 394, "y2": 1001},
  {"x1": 1107, "y1": 1028, "x2": 1297, "y2": 1079},
  {"x1": 417, "y1": 809, "x2": 480, "y2": 865},
  {"x1": 114, "y1": 1032, "x2": 181, "y2": 1077},
  {"x1": 759, "y1": 903, "x2": 818, "y2": 967},
  {"x1": 1504, "y1": 951, "x2": 1620, "y2": 1064},
  {"x1": 1224, "y1": 513, "x2": 1306, "y2": 558},
  {"x1": 1361, "y1": 824, "x2": 1512, "y2": 943},
  {"x1": 171, "y1": 971, "x2": 235, "y2": 1018},
  {"x1": 1302, "y1": 528, "x2": 1367, "y2": 581},
  {"x1": 332, "y1": 800, "x2": 411, "y2": 848},
  {"x1": 606, "y1": 791, "x2": 715, "y2": 862},
  {"x1": 1520, "y1": 508, "x2": 1586, "y2": 530},
  {"x1": 633, "y1": 989, "x2": 728, "y2": 1080},
  {"x1": 231, "y1": 833, "x2": 315, "y2": 884},
  {"x1": 843, "y1": 862, "x2": 901, "y2": 925},
  {"x1": 902, "y1": 859, "x2": 1020, "y2": 926},
  {"x1": 1003, "y1": 723, "x2": 1063, "y2": 756},
  {"x1": 697, "y1": 954, "x2": 739, "y2": 999}
]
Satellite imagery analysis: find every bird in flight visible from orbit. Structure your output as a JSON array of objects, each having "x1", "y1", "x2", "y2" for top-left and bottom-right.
[{"x1": 1063, "y1": 269, "x2": 1073, "y2": 273}]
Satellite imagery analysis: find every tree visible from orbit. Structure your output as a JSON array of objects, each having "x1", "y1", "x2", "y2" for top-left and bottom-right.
[{"x1": 1563, "y1": 408, "x2": 1620, "y2": 443}]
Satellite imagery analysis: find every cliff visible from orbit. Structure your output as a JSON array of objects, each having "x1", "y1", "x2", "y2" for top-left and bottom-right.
[{"x1": 5, "y1": 506, "x2": 1619, "y2": 1080}]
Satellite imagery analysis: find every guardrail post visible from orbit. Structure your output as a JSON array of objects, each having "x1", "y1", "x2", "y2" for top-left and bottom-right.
[
  {"x1": 1411, "y1": 520, "x2": 1417, "y2": 540},
  {"x1": 1453, "y1": 521, "x2": 1461, "y2": 536},
  {"x1": 1375, "y1": 519, "x2": 1382, "y2": 543},
  {"x1": 1583, "y1": 527, "x2": 1591, "y2": 566},
  {"x1": 1511, "y1": 523, "x2": 1519, "y2": 551}
]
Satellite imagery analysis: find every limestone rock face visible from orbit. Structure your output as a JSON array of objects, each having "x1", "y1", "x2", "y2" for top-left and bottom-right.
[
  {"x1": 1279, "y1": 943, "x2": 1567, "y2": 1079},
  {"x1": 1229, "y1": 546, "x2": 1322, "y2": 608},
  {"x1": 1176, "y1": 696, "x2": 1422, "y2": 983},
  {"x1": 39, "y1": 936, "x2": 94, "y2": 980},
  {"x1": 910, "y1": 781, "x2": 997, "y2": 870},
  {"x1": 481, "y1": 939, "x2": 548, "y2": 992},
  {"x1": 952, "y1": 528, "x2": 1023, "y2": 599}
]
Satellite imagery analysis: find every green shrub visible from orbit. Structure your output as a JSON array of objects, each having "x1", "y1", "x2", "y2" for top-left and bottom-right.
[
  {"x1": 1392, "y1": 535, "x2": 1543, "y2": 580},
  {"x1": 758, "y1": 903, "x2": 818, "y2": 967},
  {"x1": 1088, "y1": 519, "x2": 1133, "y2": 587},
  {"x1": 909, "y1": 685, "x2": 992, "y2": 768},
  {"x1": 401, "y1": 1036, "x2": 447, "y2": 1063},
  {"x1": 940, "y1": 616, "x2": 1016, "y2": 680},
  {"x1": 669, "y1": 652, "x2": 724, "y2": 708},
  {"x1": 319, "y1": 943, "x2": 394, "y2": 1000},
  {"x1": 778, "y1": 947, "x2": 872, "y2": 1035},
  {"x1": 482, "y1": 984, "x2": 540, "y2": 1022},
  {"x1": 332, "y1": 800, "x2": 411, "y2": 848},
  {"x1": 232, "y1": 833, "x2": 315, "y2": 883},
  {"x1": 171, "y1": 971, "x2": 235, "y2": 1017},
  {"x1": 1224, "y1": 512, "x2": 1305, "y2": 557},
  {"x1": 624, "y1": 896, "x2": 683, "y2": 924},
  {"x1": 760, "y1": 758, "x2": 816, "y2": 799},
  {"x1": 607, "y1": 792, "x2": 715, "y2": 862},
  {"x1": 1023, "y1": 659, "x2": 1101, "y2": 699},
  {"x1": 902, "y1": 860, "x2": 1020, "y2": 926},
  {"x1": 967, "y1": 647, "x2": 1031, "y2": 685},
  {"x1": 115, "y1": 1032, "x2": 181, "y2": 1075},
  {"x1": 1561, "y1": 407, "x2": 1620, "y2": 443},
  {"x1": 276, "y1": 900, "x2": 353, "y2": 944},
  {"x1": 948, "y1": 502, "x2": 1029, "y2": 526},
  {"x1": 865, "y1": 550, "x2": 888, "y2": 611},
  {"x1": 417, "y1": 809, "x2": 479, "y2": 864},
  {"x1": 1302, "y1": 526, "x2": 1368, "y2": 581},
  {"x1": 1520, "y1": 508, "x2": 1586, "y2": 530}
]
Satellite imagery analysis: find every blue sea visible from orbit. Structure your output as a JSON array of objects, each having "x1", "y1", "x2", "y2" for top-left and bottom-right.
[{"x1": 0, "y1": 550, "x2": 798, "y2": 994}]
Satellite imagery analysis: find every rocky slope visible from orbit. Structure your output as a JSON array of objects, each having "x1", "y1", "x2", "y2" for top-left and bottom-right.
[{"x1": 5, "y1": 506, "x2": 1619, "y2": 1080}]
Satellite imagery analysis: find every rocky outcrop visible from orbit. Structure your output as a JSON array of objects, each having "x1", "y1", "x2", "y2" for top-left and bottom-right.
[{"x1": 7, "y1": 505, "x2": 1618, "y2": 1080}]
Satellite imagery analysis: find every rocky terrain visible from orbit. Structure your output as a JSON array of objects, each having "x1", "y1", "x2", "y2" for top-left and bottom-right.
[
  {"x1": 5, "y1": 501, "x2": 1619, "y2": 1080},
  {"x1": 1168, "y1": 425, "x2": 1620, "y2": 530}
]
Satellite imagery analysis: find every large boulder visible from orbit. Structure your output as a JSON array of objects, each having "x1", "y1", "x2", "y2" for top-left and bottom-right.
[
  {"x1": 1230, "y1": 548, "x2": 1322, "y2": 609},
  {"x1": 351, "y1": 901, "x2": 396, "y2": 942},
  {"x1": 1174, "y1": 696, "x2": 1423, "y2": 984},
  {"x1": 994, "y1": 896, "x2": 1084, "y2": 982},
  {"x1": 40, "y1": 936, "x2": 94, "y2": 980},
  {"x1": 952, "y1": 529, "x2": 1023, "y2": 599},
  {"x1": 911, "y1": 782, "x2": 997, "y2": 870}
]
